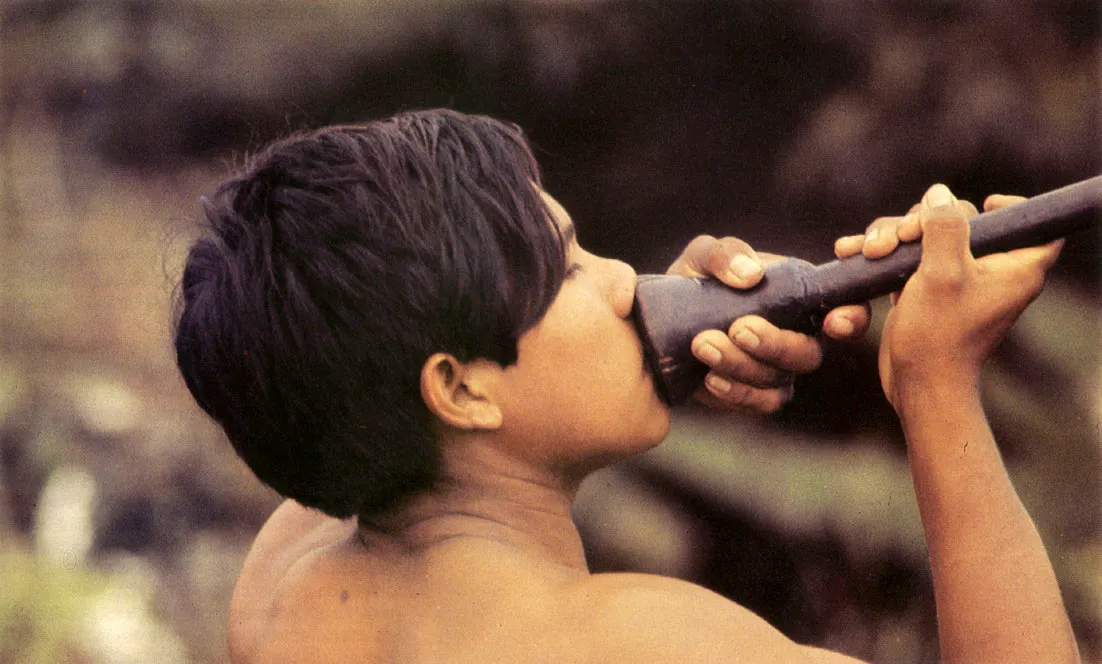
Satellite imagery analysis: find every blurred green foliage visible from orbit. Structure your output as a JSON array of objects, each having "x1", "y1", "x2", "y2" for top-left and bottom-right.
[{"x1": 0, "y1": 546, "x2": 108, "y2": 664}]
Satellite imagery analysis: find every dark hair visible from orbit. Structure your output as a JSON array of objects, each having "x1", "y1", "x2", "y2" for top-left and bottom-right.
[{"x1": 174, "y1": 109, "x2": 565, "y2": 519}]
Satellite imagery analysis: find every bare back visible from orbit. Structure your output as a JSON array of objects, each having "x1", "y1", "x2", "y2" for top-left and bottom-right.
[
  {"x1": 229, "y1": 501, "x2": 865, "y2": 664},
  {"x1": 230, "y1": 501, "x2": 598, "y2": 664}
]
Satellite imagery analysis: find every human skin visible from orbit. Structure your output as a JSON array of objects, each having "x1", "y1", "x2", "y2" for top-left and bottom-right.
[
  {"x1": 871, "y1": 186, "x2": 1077, "y2": 663},
  {"x1": 673, "y1": 232, "x2": 872, "y2": 413},
  {"x1": 226, "y1": 186, "x2": 1076, "y2": 663}
]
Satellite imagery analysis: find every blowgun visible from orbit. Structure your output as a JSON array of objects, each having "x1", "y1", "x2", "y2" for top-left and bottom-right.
[{"x1": 632, "y1": 176, "x2": 1102, "y2": 406}]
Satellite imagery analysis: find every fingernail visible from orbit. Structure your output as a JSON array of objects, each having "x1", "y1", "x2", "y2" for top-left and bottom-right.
[
  {"x1": 729, "y1": 254, "x2": 763, "y2": 281},
  {"x1": 734, "y1": 328, "x2": 760, "y2": 349},
  {"x1": 832, "y1": 317, "x2": 854, "y2": 337},
  {"x1": 695, "y1": 342, "x2": 722, "y2": 365},
  {"x1": 865, "y1": 228, "x2": 880, "y2": 245},
  {"x1": 926, "y1": 184, "x2": 955, "y2": 208},
  {"x1": 706, "y1": 373, "x2": 731, "y2": 394}
]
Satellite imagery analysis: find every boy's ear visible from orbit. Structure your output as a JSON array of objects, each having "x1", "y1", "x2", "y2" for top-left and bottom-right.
[{"x1": 420, "y1": 353, "x2": 503, "y2": 431}]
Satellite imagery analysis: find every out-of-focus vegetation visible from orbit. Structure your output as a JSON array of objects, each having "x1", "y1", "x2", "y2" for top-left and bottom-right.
[
  {"x1": 0, "y1": 1, "x2": 1098, "y2": 662},
  {"x1": 1, "y1": 546, "x2": 107, "y2": 664}
]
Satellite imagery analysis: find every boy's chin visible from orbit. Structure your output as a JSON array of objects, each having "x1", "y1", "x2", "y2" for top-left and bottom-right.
[
  {"x1": 569, "y1": 430, "x2": 669, "y2": 477},
  {"x1": 621, "y1": 416, "x2": 673, "y2": 458}
]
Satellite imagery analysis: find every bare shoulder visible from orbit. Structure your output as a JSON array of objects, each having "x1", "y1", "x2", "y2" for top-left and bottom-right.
[
  {"x1": 228, "y1": 500, "x2": 360, "y2": 663},
  {"x1": 223, "y1": 504, "x2": 867, "y2": 664},
  {"x1": 562, "y1": 573, "x2": 866, "y2": 664}
]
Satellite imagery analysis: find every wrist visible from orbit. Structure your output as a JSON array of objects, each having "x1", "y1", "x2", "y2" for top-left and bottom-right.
[
  {"x1": 893, "y1": 377, "x2": 991, "y2": 470},
  {"x1": 891, "y1": 370, "x2": 982, "y2": 421}
]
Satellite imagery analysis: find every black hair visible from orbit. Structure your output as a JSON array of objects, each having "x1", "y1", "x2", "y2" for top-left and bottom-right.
[{"x1": 174, "y1": 109, "x2": 565, "y2": 519}]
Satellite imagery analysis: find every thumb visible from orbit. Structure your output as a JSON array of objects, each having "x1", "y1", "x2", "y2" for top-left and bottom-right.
[
  {"x1": 918, "y1": 211, "x2": 973, "y2": 284},
  {"x1": 668, "y1": 235, "x2": 764, "y2": 288}
]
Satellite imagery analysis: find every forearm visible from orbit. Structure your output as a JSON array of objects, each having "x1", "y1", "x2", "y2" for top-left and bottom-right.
[{"x1": 897, "y1": 379, "x2": 1078, "y2": 664}]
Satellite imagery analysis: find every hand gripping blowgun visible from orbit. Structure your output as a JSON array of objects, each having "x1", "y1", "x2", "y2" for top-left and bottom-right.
[{"x1": 631, "y1": 176, "x2": 1102, "y2": 406}]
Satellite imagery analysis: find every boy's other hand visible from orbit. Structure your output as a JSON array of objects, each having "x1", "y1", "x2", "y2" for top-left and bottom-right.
[
  {"x1": 876, "y1": 185, "x2": 1063, "y2": 409},
  {"x1": 666, "y1": 235, "x2": 870, "y2": 413}
]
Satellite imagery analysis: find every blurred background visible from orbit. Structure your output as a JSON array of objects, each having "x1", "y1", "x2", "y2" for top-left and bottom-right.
[{"x1": 0, "y1": 0, "x2": 1098, "y2": 662}]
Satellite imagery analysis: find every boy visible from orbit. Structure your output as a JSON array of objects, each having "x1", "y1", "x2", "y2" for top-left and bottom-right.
[{"x1": 175, "y1": 109, "x2": 1077, "y2": 662}]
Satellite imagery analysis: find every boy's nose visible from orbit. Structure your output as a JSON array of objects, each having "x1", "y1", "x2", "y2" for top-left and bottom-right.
[{"x1": 606, "y1": 258, "x2": 637, "y2": 319}]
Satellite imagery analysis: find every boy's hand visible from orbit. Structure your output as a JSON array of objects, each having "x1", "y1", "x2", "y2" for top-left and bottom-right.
[
  {"x1": 666, "y1": 235, "x2": 871, "y2": 413},
  {"x1": 876, "y1": 185, "x2": 1064, "y2": 410},
  {"x1": 830, "y1": 183, "x2": 973, "y2": 262}
]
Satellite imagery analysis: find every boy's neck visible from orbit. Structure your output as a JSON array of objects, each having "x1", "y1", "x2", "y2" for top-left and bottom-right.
[{"x1": 360, "y1": 441, "x2": 590, "y2": 572}]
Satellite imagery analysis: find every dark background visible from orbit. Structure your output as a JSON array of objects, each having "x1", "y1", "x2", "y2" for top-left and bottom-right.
[{"x1": 1, "y1": 1, "x2": 1098, "y2": 662}]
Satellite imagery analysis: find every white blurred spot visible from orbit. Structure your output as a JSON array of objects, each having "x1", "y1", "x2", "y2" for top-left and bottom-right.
[
  {"x1": 69, "y1": 375, "x2": 142, "y2": 436},
  {"x1": 81, "y1": 555, "x2": 189, "y2": 664},
  {"x1": 34, "y1": 465, "x2": 98, "y2": 569}
]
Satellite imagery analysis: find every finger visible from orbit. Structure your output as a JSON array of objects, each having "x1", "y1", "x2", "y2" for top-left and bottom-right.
[
  {"x1": 956, "y1": 198, "x2": 979, "y2": 220},
  {"x1": 921, "y1": 183, "x2": 957, "y2": 210},
  {"x1": 834, "y1": 234, "x2": 865, "y2": 259},
  {"x1": 668, "y1": 235, "x2": 764, "y2": 289},
  {"x1": 981, "y1": 238, "x2": 1065, "y2": 277},
  {"x1": 974, "y1": 239, "x2": 1063, "y2": 308},
  {"x1": 692, "y1": 329, "x2": 791, "y2": 388},
  {"x1": 862, "y1": 216, "x2": 905, "y2": 259},
  {"x1": 1012, "y1": 237, "x2": 1064, "y2": 271},
  {"x1": 983, "y1": 193, "x2": 1027, "y2": 212},
  {"x1": 918, "y1": 213, "x2": 973, "y2": 287},
  {"x1": 915, "y1": 183, "x2": 980, "y2": 285},
  {"x1": 919, "y1": 183, "x2": 979, "y2": 221},
  {"x1": 695, "y1": 378, "x2": 794, "y2": 414},
  {"x1": 709, "y1": 237, "x2": 765, "y2": 288},
  {"x1": 667, "y1": 235, "x2": 717, "y2": 278},
  {"x1": 822, "y1": 303, "x2": 871, "y2": 340},
  {"x1": 728, "y1": 315, "x2": 824, "y2": 374},
  {"x1": 898, "y1": 211, "x2": 922, "y2": 243}
]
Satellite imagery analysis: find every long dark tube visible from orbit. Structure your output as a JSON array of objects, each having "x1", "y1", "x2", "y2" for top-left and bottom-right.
[{"x1": 632, "y1": 176, "x2": 1102, "y2": 406}]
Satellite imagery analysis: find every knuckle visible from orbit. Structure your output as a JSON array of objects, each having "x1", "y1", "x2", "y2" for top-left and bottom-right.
[
  {"x1": 672, "y1": 235, "x2": 720, "y2": 276},
  {"x1": 756, "y1": 387, "x2": 792, "y2": 414},
  {"x1": 727, "y1": 383, "x2": 759, "y2": 407},
  {"x1": 683, "y1": 234, "x2": 719, "y2": 259},
  {"x1": 727, "y1": 355, "x2": 782, "y2": 388},
  {"x1": 867, "y1": 216, "x2": 899, "y2": 231},
  {"x1": 717, "y1": 235, "x2": 751, "y2": 248},
  {"x1": 716, "y1": 350, "x2": 752, "y2": 378},
  {"x1": 688, "y1": 234, "x2": 718, "y2": 247},
  {"x1": 756, "y1": 364, "x2": 788, "y2": 388},
  {"x1": 898, "y1": 218, "x2": 922, "y2": 242},
  {"x1": 924, "y1": 212, "x2": 968, "y2": 229},
  {"x1": 958, "y1": 200, "x2": 979, "y2": 219},
  {"x1": 796, "y1": 340, "x2": 824, "y2": 373},
  {"x1": 921, "y1": 264, "x2": 967, "y2": 290},
  {"x1": 715, "y1": 236, "x2": 755, "y2": 259},
  {"x1": 766, "y1": 330, "x2": 819, "y2": 373}
]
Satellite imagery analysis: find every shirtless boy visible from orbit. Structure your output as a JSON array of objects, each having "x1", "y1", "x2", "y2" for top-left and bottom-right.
[{"x1": 174, "y1": 109, "x2": 1078, "y2": 663}]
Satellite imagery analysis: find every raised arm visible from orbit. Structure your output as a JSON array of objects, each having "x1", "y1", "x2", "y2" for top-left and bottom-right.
[
  {"x1": 877, "y1": 186, "x2": 1079, "y2": 663},
  {"x1": 584, "y1": 185, "x2": 1078, "y2": 664}
]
